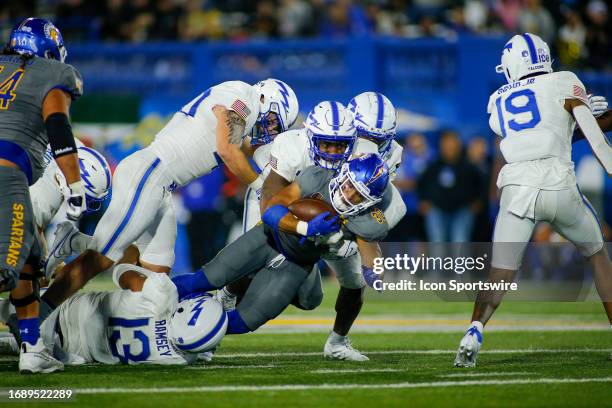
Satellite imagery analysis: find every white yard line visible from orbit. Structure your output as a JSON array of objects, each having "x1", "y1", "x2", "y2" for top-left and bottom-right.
[
  {"x1": 311, "y1": 368, "x2": 405, "y2": 374},
  {"x1": 439, "y1": 372, "x2": 534, "y2": 378},
  {"x1": 34, "y1": 377, "x2": 612, "y2": 395},
  {"x1": 187, "y1": 364, "x2": 276, "y2": 370},
  {"x1": 213, "y1": 348, "x2": 612, "y2": 359}
]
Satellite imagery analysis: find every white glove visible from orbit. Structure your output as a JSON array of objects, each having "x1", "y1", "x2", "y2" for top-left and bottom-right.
[
  {"x1": 65, "y1": 180, "x2": 86, "y2": 221},
  {"x1": 588, "y1": 94, "x2": 608, "y2": 118}
]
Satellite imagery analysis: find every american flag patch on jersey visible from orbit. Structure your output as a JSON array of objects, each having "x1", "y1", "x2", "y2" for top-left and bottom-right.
[
  {"x1": 270, "y1": 155, "x2": 278, "y2": 170},
  {"x1": 231, "y1": 99, "x2": 251, "y2": 120},
  {"x1": 573, "y1": 84, "x2": 587, "y2": 100}
]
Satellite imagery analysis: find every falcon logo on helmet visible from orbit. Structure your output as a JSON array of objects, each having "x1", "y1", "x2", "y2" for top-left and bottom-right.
[
  {"x1": 7, "y1": 18, "x2": 68, "y2": 63},
  {"x1": 251, "y1": 78, "x2": 299, "y2": 146},
  {"x1": 348, "y1": 92, "x2": 397, "y2": 156},
  {"x1": 329, "y1": 153, "x2": 389, "y2": 216},
  {"x1": 305, "y1": 101, "x2": 357, "y2": 170},
  {"x1": 495, "y1": 33, "x2": 552, "y2": 83}
]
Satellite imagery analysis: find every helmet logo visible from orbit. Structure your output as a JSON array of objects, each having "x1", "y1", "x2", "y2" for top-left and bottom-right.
[
  {"x1": 521, "y1": 50, "x2": 529, "y2": 58},
  {"x1": 44, "y1": 24, "x2": 61, "y2": 46},
  {"x1": 274, "y1": 80, "x2": 290, "y2": 114}
]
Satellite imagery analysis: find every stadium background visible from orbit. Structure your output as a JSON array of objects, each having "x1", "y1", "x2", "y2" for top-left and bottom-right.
[{"x1": 1, "y1": 0, "x2": 610, "y2": 275}]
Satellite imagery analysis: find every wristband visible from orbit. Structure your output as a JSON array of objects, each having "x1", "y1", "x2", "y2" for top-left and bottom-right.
[{"x1": 296, "y1": 221, "x2": 308, "y2": 236}]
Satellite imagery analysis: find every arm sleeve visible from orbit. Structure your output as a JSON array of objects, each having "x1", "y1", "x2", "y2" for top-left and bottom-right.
[{"x1": 573, "y1": 104, "x2": 612, "y2": 173}]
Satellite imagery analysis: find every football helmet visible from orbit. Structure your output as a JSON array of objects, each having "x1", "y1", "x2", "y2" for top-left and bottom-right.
[
  {"x1": 169, "y1": 293, "x2": 227, "y2": 353},
  {"x1": 495, "y1": 33, "x2": 552, "y2": 83},
  {"x1": 305, "y1": 101, "x2": 356, "y2": 170},
  {"x1": 329, "y1": 153, "x2": 389, "y2": 216},
  {"x1": 251, "y1": 78, "x2": 299, "y2": 145},
  {"x1": 76, "y1": 146, "x2": 111, "y2": 213},
  {"x1": 7, "y1": 18, "x2": 67, "y2": 63},
  {"x1": 348, "y1": 92, "x2": 397, "y2": 155}
]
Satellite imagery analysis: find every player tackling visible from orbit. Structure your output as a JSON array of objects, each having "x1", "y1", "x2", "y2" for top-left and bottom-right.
[{"x1": 454, "y1": 33, "x2": 612, "y2": 368}]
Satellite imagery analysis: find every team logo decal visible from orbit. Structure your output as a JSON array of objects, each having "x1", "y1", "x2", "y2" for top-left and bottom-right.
[
  {"x1": 44, "y1": 23, "x2": 61, "y2": 46},
  {"x1": 370, "y1": 207, "x2": 386, "y2": 224}
]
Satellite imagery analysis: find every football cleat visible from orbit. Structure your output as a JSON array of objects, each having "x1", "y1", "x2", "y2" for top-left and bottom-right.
[
  {"x1": 324, "y1": 334, "x2": 369, "y2": 361},
  {"x1": 0, "y1": 333, "x2": 19, "y2": 356},
  {"x1": 44, "y1": 221, "x2": 79, "y2": 279},
  {"x1": 19, "y1": 338, "x2": 64, "y2": 374},
  {"x1": 454, "y1": 326, "x2": 483, "y2": 368},
  {"x1": 215, "y1": 287, "x2": 237, "y2": 312}
]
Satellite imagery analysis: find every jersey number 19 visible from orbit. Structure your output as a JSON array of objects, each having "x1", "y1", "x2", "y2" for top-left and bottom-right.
[{"x1": 495, "y1": 89, "x2": 542, "y2": 137}]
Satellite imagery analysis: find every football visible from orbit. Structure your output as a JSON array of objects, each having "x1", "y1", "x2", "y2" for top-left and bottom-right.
[{"x1": 288, "y1": 197, "x2": 338, "y2": 221}]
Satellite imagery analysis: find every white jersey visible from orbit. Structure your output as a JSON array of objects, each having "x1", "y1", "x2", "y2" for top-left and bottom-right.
[
  {"x1": 487, "y1": 71, "x2": 589, "y2": 190},
  {"x1": 149, "y1": 81, "x2": 261, "y2": 186},
  {"x1": 30, "y1": 140, "x2": 85, "y2": 229},
  {"x1": 42, "y1": 272, "x2": 189, "y2": 365},
  {"x1": 353, "y1": 138, "x2": 403, "y2": 181}
]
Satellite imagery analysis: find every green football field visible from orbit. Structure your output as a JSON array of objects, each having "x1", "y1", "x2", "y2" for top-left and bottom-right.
[{"x1": 0, "y1": 277, "x2": 611, "y2": 407}]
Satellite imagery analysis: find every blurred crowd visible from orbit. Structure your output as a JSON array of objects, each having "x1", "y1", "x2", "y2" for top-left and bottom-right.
[{"x1": 1, "y1": 0, "x2": 610, "y2": 70}]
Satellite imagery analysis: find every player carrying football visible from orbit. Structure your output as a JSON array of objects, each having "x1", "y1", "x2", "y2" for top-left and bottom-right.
[
  {"x1": 454, "y1": 33, "x2": 612, "y2": 368},
  {"x1": 172, "y1": 153, "x2": 393, "y2": 335}
]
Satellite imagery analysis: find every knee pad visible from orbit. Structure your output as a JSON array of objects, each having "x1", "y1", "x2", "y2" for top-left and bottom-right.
[{"x1": 9, "y1": 273, "x2": 40, "y2": 307}]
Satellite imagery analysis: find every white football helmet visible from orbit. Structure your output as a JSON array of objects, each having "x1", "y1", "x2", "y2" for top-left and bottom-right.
[
  {"x1": 169, "y1": 293, "x2": 227, "y2": 353},
  {"x1": 54, "y1": 146, "x2": 111, "y2": 213},
  {"x1": 348, "y1": 92, "x2": 397, "y2": 155},
  {"x1": 251, "y1": 78, "x2": 299, "y2": 145},
  {"x1": 305, "y1": 100, "x2": 357, "y2": 170},
  {"x1": 496, "y1": 33, "x2": 552, "y2": 83}
]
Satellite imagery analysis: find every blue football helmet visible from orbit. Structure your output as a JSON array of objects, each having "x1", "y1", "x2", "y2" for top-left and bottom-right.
[
  {"x1": 329, "y1": 153, "x2": 389, "y2": 216},
  {"x1": 348, "y1": 92, "x2": 397, "y2": 156},
  {"x1": 251, "y1": 79, "x2": 299, "y2": 146},
  {"x1": 7, "y1": 18, "x2": 67, "y2": 63},
  {"x1": 305, "y1": 101, "x2": 356, "y2": 170}
]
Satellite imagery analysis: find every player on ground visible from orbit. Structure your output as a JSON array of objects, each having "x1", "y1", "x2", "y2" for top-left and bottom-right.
[
  {"x1": 1, "y1": 259, "x2": 224, "y2": 365},
  {"x1": 225, "y1": 98, "x2": 406, "y2": 360},
  {"x1": 0, "y1": 18, "x2": 85, "y2": 374},
  {"x1": 454, "y1": 33, "x2": 612, "y2": 368},
  {"x1": 39, "y1": 78, "x2": 298, "y2": 318},
  {"x1": 173, "y1": 154, "x2": 393, "y2": 336}
]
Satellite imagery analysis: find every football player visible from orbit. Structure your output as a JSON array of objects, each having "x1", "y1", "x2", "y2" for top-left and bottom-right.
[
  {"x1": 40, "y1": 79, "x2": 298, "y2": 321},
  {"x1": 454, "y1": 33, "x2": 612, "y2": 368},
  {"x1": 34, "y1": 143, "x2": 111, "y2": 273},
  {"x1": 226, "y1": 98, "x2": 406, "y2": 360},
  {"x1": 0, "y1": 259, "x2": 221, "y2": 365},
  {"x1": 0, "y1": 18, "x2": 85, "y2": 374},
  {"x1": 173, "y1": 154, "x2": 393, "y2": 337}
]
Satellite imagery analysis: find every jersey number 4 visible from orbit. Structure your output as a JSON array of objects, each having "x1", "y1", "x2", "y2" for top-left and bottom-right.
[
  {"x1": 0, "y1": 66, "x2": 25, "y2": 110},
  {"x1": 495, "y1": 89, "x2": 541, "y2": 137}
]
